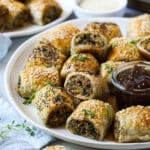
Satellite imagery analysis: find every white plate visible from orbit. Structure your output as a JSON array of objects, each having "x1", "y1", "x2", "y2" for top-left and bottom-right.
[
  {"x1": 5, "y1": 18, "x2": 150, "y2": 149},
  {"x1": 1, "y1": 0, "x2": 73, "y2": 38}
]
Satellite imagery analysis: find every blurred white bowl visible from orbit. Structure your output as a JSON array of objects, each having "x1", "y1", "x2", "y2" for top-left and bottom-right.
[{"x1": 73, "y1": 0, "x2": 127, "y2": 18}]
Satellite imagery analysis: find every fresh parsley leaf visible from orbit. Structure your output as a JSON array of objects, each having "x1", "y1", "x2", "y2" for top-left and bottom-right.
[
  {"x1": 72, "y1": 56, "x2": 89, "y2": 62},
  {"x1": 106, "y1": 105, "x2": 112, "y2": 123},
  {"x1": 45, "y1": 81, "x2": 56, "y2": 86},
  {"x1": 23, "y1": 92, "x2": 36, "y2": 105},
  {"x1": 83, "y1": 109, "x2": 95, "y2": 118},
  {"x1": 104, "y1": 64, "x2": 113, "y2": 73},
  {"x1": 129, "y1": 40, "x2": 136, "y2": 45}
]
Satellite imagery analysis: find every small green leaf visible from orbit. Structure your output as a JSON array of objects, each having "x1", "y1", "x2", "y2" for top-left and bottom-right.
[
  {"x1": 83, "y1": 109, "x2": 95, "y2": 118},
  {"x1": 23, "y1": 93, "x2": 36, "y2": 105},
  {"x1": 106, "y1": 105, "x2": 112, "y2": 123},
  {"x1": 72, "y1": 56, "x2": 89, "y2": 62},
  {"x1": 104, "y1": 64, "x2": 113, "y2": 73},
  {"x1": 45, "y1": 81, "x2": 56, "y2": 86},
  {"x1": 129, "y1": 40, "x2": 136, "y2": 45}
]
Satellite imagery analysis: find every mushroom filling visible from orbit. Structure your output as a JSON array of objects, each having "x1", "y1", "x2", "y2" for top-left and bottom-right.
[
  {"x1": 47, "y1": 105, "x2": 72, "y2": 127},
  {"x1": 68, "y1": 120, "x2": 99, "y2": 140},
  {"x1": 66, "y1": 75, "x2": 92, "y2": 97}
]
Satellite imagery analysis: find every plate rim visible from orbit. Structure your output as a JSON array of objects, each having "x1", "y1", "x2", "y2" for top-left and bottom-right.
[{"x1": 4, "y1": 17, "x2": 150, "y2": 149}]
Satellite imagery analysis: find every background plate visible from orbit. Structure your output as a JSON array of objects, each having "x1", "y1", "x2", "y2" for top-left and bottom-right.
[
  {"x1": 5, "y1": 18, "x2": 150, "y2": 149},
  {"x1": 1, "y1": 0, "x2": 73, "y2": 38}
]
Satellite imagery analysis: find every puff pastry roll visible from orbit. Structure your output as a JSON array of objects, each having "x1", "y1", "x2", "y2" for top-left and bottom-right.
[
  {"x1": 100, "y1": 61, "x2": 124, "y2": 82},
  {"x1": 71, "y1": 32, "x2": 108, "y2": 62},
  {"x1": 107, "y1": 37, "x2": 143, "y2": 61},
  {"x1": 0, "y1": 0, "x2": 30, "y2": 29},
  {"x1": 84, "y1": 22, "x2": 122, "y2": 42},
  {"x1": 114, "y1": 106, "x2": 150, "y2": 143},
  {"x1": 26, "y1": 42, "x2": 66, "y2": 71},
  {"x1": 43, "y1": 145, "x2": 66, "y2": 150},
  {"x1": 40, "y1": 24, "x2": 80, "y2": 56},
  {"x1": 61, "y1": 53, "x2": 99, "y2": 79},
  {"x1": 66, "y1": 100, "x2": 115, "y2": 141},
  {"x1": 0, "y1": 4, "x2": 8, "y2": 31},
  {"x1": 17, "y1": 66, "x2": 60, "y2": 98},
  {"x1": 64, "y1": 72, "x2": 109, "y2": 101},
  {"x1": 127, "y1": 14, "x2": 150, "y2": 38},
  {"x1": 32, "y1": 85, "x2": 74, "y2": 127}
]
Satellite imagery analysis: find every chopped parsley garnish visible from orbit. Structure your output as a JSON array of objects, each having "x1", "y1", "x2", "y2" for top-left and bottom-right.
[
  {"x1": 23, "y1": 92, "x2": 36, "y2": 105},
  {"x1": 45, "y1": 81, "x2": 56, "y2": 86},
  {"x1": 104, "y1": 64, "x2": 113, "y2": 73},
  {"x1": 106, "y1": 105, "x2": 112, "y2": 123},
  {"x1": 72, "y1": 56, "x2": 89, "y2": 62},
  {"x1": 83, "y1": 109, "x2": 95, "y2": 118}
]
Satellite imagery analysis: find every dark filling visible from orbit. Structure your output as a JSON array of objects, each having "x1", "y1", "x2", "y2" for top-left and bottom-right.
[
  {"x1": 47, "y1": 105, "x2": 72, "y2": 127},
  {"x1": 117, "y1": 65, "x2": 150, "y2": 90},
  {"x1": 68, "y1": 120, "x2": 99, "y2": 140},
  {"x1": 66, "y1": 75, "x2": 92, "y2": 97},
  {"x1": 140, "y1": 38, "x2": 150, "y2": 53}
]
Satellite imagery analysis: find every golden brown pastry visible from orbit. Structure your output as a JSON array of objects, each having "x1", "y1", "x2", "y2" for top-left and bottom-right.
[
  {"x1": 32, "y1": 85, "x2": 74, "y2": 127},
  {"x1": 61, "y1": 53, "x2": 99, "y2": 79},
  {"x1": 127, "y1": 14, "x2": 150, "y2": 38},
  {"x1": 17, "y1": 66, "x2": 60, "y2": 98},
  {"x1": 26, "y1": 0, "x2": 62, "y2": 25},
  {"x1": 100, "y1": 61, "x2": 124, "y2": 82},
  {"x1": 107, "y1": 37, "x2": 143, "y2": 61},
  {"x1": 40, "y1": 24, "x2": 80, "y2": 56},
  {"x1": 64, "y1": 72, "x2": 109, "y2": 101},
  {"x1": 66, "y1": 100, "x2": 115, "y2": 141},
  {"x1": 71, "y1": 31, "x2": 108, "y2": 62},
  {"x1": 84, "y1": 22, "x2": 122, "y2": 41},
  {"x1": 114, "y1": 106, "x2": 150, "y2": 143},
  {"x1": 42, "y1": 146, "x2": 66, "y2": 150},
  {"x1": 25, "y1": 42, "x2": 66, "y2": 71},
  {"x1": 0, "y1": 0, "x2": 30, "y2": 30}
]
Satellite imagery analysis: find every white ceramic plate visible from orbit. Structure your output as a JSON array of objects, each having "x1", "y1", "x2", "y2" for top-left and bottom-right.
[
  {"x1": 5, "y1": 18, "x2": 150, "y2": 149},
  {"x1": 1, "y1": 0, "x2": 73, "y2": 38}
]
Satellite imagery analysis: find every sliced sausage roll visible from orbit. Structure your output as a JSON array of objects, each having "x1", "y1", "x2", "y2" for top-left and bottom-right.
[
  {"x1": 25, "y1": 42, "x2": 66, "y2": 71},
  {"x1": 0, "y1": 0, "x2": 30, "y2": 29},
  {"x1": 84, "y1": 22, "x2": 122, "y2": 42},
  {"x1": 27, "y1": 0, "x2": 62, "y2": 25},
  {"x1": 66, "y1": 100, "x2": 115, "y2": 141},
  {"x1": 40, "y1": 24, "x2": 80, "y2": 56},
  {"x1": 32, "y1": 85, "x2": 74, "y2": 127},
  {"x1": 17, "y1": 66, "x2": 60, "y2": 98},
  {"x1": 64, "y1": 72, "x2": 109, "y2": 101},
  {"x1": 0, "y1": 5, "x2": 9, "y2": 31},
  {"x1": 114, "y1": 106, "x2": 150, "y2": 143},
  {"x1": 100, "y1": 61, "x2": 124, "y2": 82},
  {"x1": 42, "y1": 145, "x2": 66, "y2": 150},
  {"x1": 61, "y1": 53, "x2": 99, "y2": 79},
  {"x1": 107, "y1": 37, "x2": 143, "y2": 61},
  {"x1": 127, "y1": 14, "x2": 150, "y2": 38},
  {"x1": 71, "y1": 32, "x2": 108, "y2": 62}
]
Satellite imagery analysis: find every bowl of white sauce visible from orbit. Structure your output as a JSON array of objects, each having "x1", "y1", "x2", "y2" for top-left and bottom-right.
[{"x1": 73, "y1": 0, "x2": 127, "y2": 18}]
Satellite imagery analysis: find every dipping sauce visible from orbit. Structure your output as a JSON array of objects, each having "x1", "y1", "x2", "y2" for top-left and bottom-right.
[{"x1": 79, "y1": 0, "x2": 121, "y2": 13}]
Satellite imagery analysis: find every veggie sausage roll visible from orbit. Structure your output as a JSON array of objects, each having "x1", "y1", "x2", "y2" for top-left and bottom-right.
[
  {"x1": 127, "y1": 14, "x2": 150, "y2": 38},
  {"x1": 40, "y1": 24, "x2": 80, "y2": 56},
  {"x1": 71, "y1": 32, "x2": 108, "y2": 62},
  {"x1": 17, "y1": 66, "x2": 60, "y2": 98},
  {"x1": 64, "y1": 72, "x2": 109, "y2": 101},
  {"x1": 27, "y1": 0, "x2": 62, "y2": 25},
  {"x1": 107, "y1": 37, "x2": 143, "y2": 61},
  {"x1": 66, "y1": 100, "x2": 115, "y2": 141},
  {"x1": 0, "y1": 0, "x2": 30, "y2": 29},
  {"x1": 114, "y1": 106, "x2": 150, "y2": 143},
  {"x1": 100, "y1": 61, "x2": 124, "y2": 82},
  {"x1": 61, "y1": 53, "x2": 99, "y2": 79},
  {"x1": 32, "y1": 85, "x2": 74, "y2": 127},
  {"x1": 0, "y1": 5, "x2": 9, "y2": 31},
  {"x1": 84, "y1": 22, "x2": 122, "y2": 42},
  {"x1": 26, "y1": 42, "x2": 66, "y2": 71}
]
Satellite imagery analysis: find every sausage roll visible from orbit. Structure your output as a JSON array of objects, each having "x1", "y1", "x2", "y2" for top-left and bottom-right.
[
  {"x1": 43, "y1": 146, "x2": 66, "y2": 150},
  {"x1": 61, "y1": 53, "x2": 99, "y2": 79},
  {"x1": 0, "y1": 5, "x2": 9, "y2": 31},
  {"x1": 71, "y1": 32, "x2": 108, "y2": 62},
  {"x1": 107, "y1": 37, "x2": 143, "y2": 61},
  {"x1": 127, "y1": 14, "x2": 150, "y2": 38},
  {"x1": 84, "y1": 22, "x2": 122, "y2": 42},
  {"x1": 66, "y1": 100, "x2": 115, "y2": 141},
  {"x1": 17, "y1": 66, "x2": 60, "y2": 98},
  {"x1": 27, "y1": 0, "x2": 62, "y2": 25},
  {"x1": 114, "y1": 106, "x2": 150, "y2": 143},
  {"x1": 32, "y1": 85, "x2": 74, "y2": 127},
  {"x1": 64, "y1": 72, "x2": 109, "y2": 101},
  {"x1": 40, "y1": 24, "x2": 80, "y2": 56},
  {"x1": 100, "y1": 61, "x2": 124, "y2": 82},
  {"x1": 25, "y1": 42, "x2": 66, "y2": 71},
  {"x1": 0, "y1": 0, "x2": 30, "y2": 29}
]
